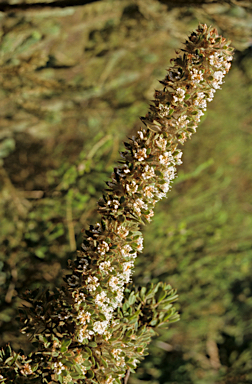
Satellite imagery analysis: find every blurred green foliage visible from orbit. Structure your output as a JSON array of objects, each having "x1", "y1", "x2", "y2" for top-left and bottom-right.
[{"x1": 0, "y1": 0, "x2": 252, "y2": 383}]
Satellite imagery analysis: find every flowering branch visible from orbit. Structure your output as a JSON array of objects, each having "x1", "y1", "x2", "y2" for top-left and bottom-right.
[{"x1": 0, "y1": 24, "x2": 234, "y2": 384}]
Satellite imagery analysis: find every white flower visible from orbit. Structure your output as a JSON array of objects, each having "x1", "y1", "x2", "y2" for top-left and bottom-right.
[
  {"x1": 223, "y1": 61, "x2": 231, "y2": 72},
  {"x1": 78, "y1": 327, "x2": 94, "y2": 342},
  {"x1": 53, "y1": 362, "x2": 65, "y2": 375},
  {"x1": 177, "y1": 115, "x2": 190, "y2": 127},
  {"x1": 158, "y1": 103, "x2": 170, "y2": 117},
  {"x1": 175, "y1": 87, "x2": 186, "y2": 102},
  {"x1": 114, "y1": 288, "x2": 124, "y2": 305},
  {"x1": 163, "y1": 166, "x2": 176, "y2": 181},
  {"x1": 77, "y1": 310, "x2": 91, "y2": 324},
  {"x1": 136, "y1": 237, "x2": 144, "y2": 251},
  {"x1": 73, "y1": 292, "x2": 85, "y2": 306},
  {"x1": 112, "y1": 348, "x2": 122, "y2": 360},
  {"x1": 20, "y1": 363, "x2": 33, "y2": 376},
  {"x1": 135, "y1": 148, "x2": 147, "y2": 162},
  {"x1": 93, "y1": 320, "x2": 109, "y2": 335},
  {"x1": 212, "y1": 81, "x2": 221, "y2": 90},
  {"x1": 122, "y1": 261, "x2": 134, "y2": 283},
  {"x1": 143, "y1": 185, "x2": 155, "y2": 198},
  {"x1": 99, "y1": 261, "x2": 113, "y2": 274},
  {"x1": 117, "y1": 165, "x2": 130, "y2": 175},
  {"x1": 213, "y1": 70, "x2": 224, "y2": 83},
  {"x1": 142, "y1": 165, "x2": 155, "y2": 179},
  {"x1": 86, "y1": 276, "x2": 99, "y2": 292},
  {"x1": 194, "y1": 93, "x2": 207, "y2": 110},
  {"x1": 190, "y1": 68, "x2": 204, "y2": 83},
  {"x1": 209, "y1": 52, "x2": 223, "y2": 68},
  {"x1": 109, "y1": 276, "x2": 123, "y2": 290},
  {"x1": 161, "y1": 182, "x2": 170, "y2": 193},
  {"x1": 102, "y1": 306, "x2": 113, "y2": 320},
  {"x1": 159, "y1": 151, "x2": 174, "y2": 165},
  {"x1": 134, "y1": 199, "x2": 148, "y2": 215},
  {"x1": 121, "y1": 244, "x2": 132, "y2": 257},
  {"x1": 137, "y1": 130, "x2": 145, "y2": 140},
  {"x1": 95, "y1": 291, "x2": 110, "y2": 308},
  {"x1": 116, "y1": 225, "x2": 129, "y2": 238},
  {"x1": 97, "y1": 241, "x2": 110, "y2": 256},
  {"x1": 194, "y1": 109, "x2": 204, "y2": 122},
  {"x1": 107, "y1": 199, "x2": 120, "y2": 211},
  {"x1": 145, "y1": 209, "x2": 154, "y2": 222},
  {"x1": 206, "y1": 89, "x2": 215, "y2": 102},
  {"x1": 126, "y1": 180, "x2": 138, "y2": 194}
]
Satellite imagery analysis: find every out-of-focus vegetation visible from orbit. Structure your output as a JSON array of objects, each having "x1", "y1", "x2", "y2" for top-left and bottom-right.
[{"x1": 0, "y1": 0, "x2": 252, "y2": 383}]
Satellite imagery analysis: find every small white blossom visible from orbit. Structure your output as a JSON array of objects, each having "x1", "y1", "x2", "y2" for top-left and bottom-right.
[
  {"x1": 99, "y1": 261, "x2": 113, "y2": 274},
  {"x1": 137, "y1": 130, "x2": 145, "y2": 140},
  {"x1": 95, "y1": 291, "x2": 110, "y2": 308},
  {"x1": 213, "y1": 70, "x2": 224, "y2": 83},
  {"x1": 78, "y1": 327, "x2": 94, "y2": 343},
  {"x1": 195, "y1": 109, "x2": 204, "y2": 122},
  {"x1": 73, "y1": 292, "x2": 86, "y2": 306},
  {"x1": 53, "y1": 362, "x2": 65, "y2": 375},
  {"x1": 77, "y1": 310, "x2": 91, "y2": 324},
  {"x1": 126, "y1": 180, "x2": 138, "y2": 194},
  {"x1": 145, "y1": 209, "x2": 154, "y2": 222},
  {"x1": 134, "y1": 198, "x2": 148, "y2": 215},
  {"x1": 116, "y1": 225, "x2": 129, "y2": 238},
  {"x1": 122, "y1": 261, "x2": 134, "y2": 283},
  {"x1": 97, "y1": 241, "x2": 110, "y2": 256},
  {"x1": 144, "y1": 185, "x2": 155, "y2": 198},
  {"x1": 177, "y1": 115, "x2": 190, "y2": 127},
  {"x1": 114, "y1": 288, "x2": 124, "y2": 304},
  {"x1": 112, "y1": 348, "x2": 122, "y2": 360},
  {"x1": 107, "y1": 199, "x2": 120, "y2": 211},
  {"x1": 175, "y1": 151, "x2": 183, "y2": 165},
  {"x1": 159, "y1": 151, "x2": 174, "y2": 165},
  {"x1": 117, "y1": 165, "x2": 130, "y2": 175},
  {"x1": 136, "y1": 236, "x2": 144, "y2": 251},
  {"x1": 121, "y1": 244, "x2": 132, "y2": 257},
  {"x1": 193, "y1": 92, "x2": 207, "y2": 110},
  {"x1": 173, "y1": 87, "x2": 186, "y2": 103},
  {"x1": 209, "y1": 52, "x2": 223, "y2": 68},
  {"x1": 206, "y1": 89, "x2": 215, "y2": 102},
  {"x1": 93, "y1": 320, "x2": 109, "y2": 335},
  {"x1": 190, "y1": 68, "x2": 204, "y2": 83},
  {"x1": 163, "y1": 166, "x2": 176, "y2": 181},
  {"x1": 158, "y1": 103, "x2": 170, "y2": 117},
  {"x1": 223, "y1": 61, "x2": 231, "y2": 72},
  {"x1": 142, "y1": 165, "x2": 156, "y2": 179},
  {"x1": 109, "y1": 276, "x2": 123, "y2": 290},
  {"x1": 135, "y1": 148, "x2": 147, "y2": 162},
  {"x1": 86, "y1": 275, "x2": 99, "y2": 292},
  {"x1": 20, "y1": 363, "x2": 33, "y2": 376},
  {"x1": 212, "y1": 80, "x2": 221, "y2": 90}
]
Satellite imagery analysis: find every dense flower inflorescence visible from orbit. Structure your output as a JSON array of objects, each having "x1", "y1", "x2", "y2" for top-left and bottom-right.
[
  {"x1": 0, "y1": 24, "x2": 234, "y2": 384},
  {"x1": 65, "y1": 24, "x2": 234, "y2": 346}
]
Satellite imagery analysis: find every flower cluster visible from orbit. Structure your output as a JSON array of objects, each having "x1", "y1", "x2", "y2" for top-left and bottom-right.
[
  {"x1": 62, "y1": 24, "x2": 234, "y2": 381},
  {"x1": 0, "y1": 24, "x2": 234, "y2": 384}
]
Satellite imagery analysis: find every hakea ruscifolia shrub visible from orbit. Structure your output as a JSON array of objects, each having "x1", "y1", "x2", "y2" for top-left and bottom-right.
[{"x1": 0, "y1": 24, "x2": 234, "y2": 384}]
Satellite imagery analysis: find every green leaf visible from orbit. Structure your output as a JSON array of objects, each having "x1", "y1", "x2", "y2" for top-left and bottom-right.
[
  {"x1": 100, "y1": 356, "x2": 108, "y2": 368},
  {"x1": 88, "y1": 341, "x2": 97, "y2": 348},
  {"x1": 87, "y1": 370, "x2": 94, "y2": 379},
  {"x1": 60, "y1": 338, "x2": 72, "y2": 352}
]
